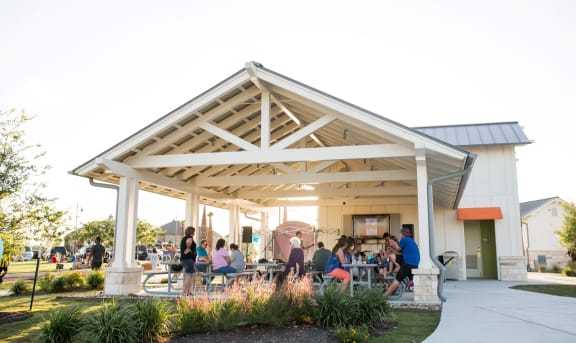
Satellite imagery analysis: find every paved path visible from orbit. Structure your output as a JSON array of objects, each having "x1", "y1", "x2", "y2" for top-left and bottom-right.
[{"x1": 424, "y1": 272, "x2": 576, "y2": 342}]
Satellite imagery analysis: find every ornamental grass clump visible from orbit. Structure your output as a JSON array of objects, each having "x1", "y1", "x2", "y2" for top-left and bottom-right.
[
  {"x1": 85, "y1": 299, "x2": 137, "y2": 343},
  {"x1": 86, "y1": 271, "x2": 105, "y2": 289},
  {"x1": 134, "y1": 297, "x2": 174, "y2": 343},
  {"x1": 40, "y1": 305, "x2": 84, "y2": 343},
  {"x1": 10, "y1": 279, "x2": 29, "y2": 295}
]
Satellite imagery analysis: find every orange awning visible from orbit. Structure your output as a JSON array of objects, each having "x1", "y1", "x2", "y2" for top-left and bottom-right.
[{"x1": 457, "y1": 207, "x2": 503, "y2": 220}]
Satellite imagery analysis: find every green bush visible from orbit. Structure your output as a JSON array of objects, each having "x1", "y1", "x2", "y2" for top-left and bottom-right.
[
  {"x1": 351, "y1": 287, "x2": 391, "y2": 327},
  {"x1": 86, "y1": 271, "x2": 105, "y2": 289},
  {"x1": 10, "y1": 279, "x2": 30, "y2": 295},
  {"x1": 562, "y1": 261, "x2": 576, "y2": 276},
  {"x1": 38, "y1": 274, "x2": 54, "y2": 292},
  {"x1": 50, "y1": 276, "x2": 69, "y2": 292},
  {"x1": 85, "y1": 299, "x2": 136, "y2": 343},
  {"x1": 40, "y1": 305, "x2": 84, "y2": 343},
  {"x1": 64, "y1": 272, "x2": 85, "y2": 289},
  {"x1": 314, "y1": 284, "x2": 356, "y2": 328},
  {"x1": 134, "y1": 297, "x2": 174, "y2": 342},
  {"x1": 177, "y1": 298, "x2": 210, "y2": 334},
  {"x1": 335, "y1": 324, "x2": 372, "y2": 343}
]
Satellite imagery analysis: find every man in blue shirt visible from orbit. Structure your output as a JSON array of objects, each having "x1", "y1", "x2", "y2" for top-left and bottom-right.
[{"x1": 384, "y1": 226, "x2": 420, "y2": 297}]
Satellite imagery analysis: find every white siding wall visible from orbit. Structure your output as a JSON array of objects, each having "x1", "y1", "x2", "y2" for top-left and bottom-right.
[{"x1": 458, "y1": 145, "x2": 523, "y2": 257}]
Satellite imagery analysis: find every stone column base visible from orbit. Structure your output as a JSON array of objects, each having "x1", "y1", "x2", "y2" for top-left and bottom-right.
[
  {"x1": 104, "y1": 266, "x2": 143, "y2": 296},
  {"x1": 499, "y1": 256, "x2": 527, "y2": 281},
  {"x1": 412, "y1": 268, "x2": 441, "y2": 304}
]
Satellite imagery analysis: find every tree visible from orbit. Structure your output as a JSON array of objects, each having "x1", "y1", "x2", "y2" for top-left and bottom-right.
[
  {"x1": 69, "y1": 216, "x2": 165, "y2": 251},
  {"x1": 0, "y1": 109, "x2": 67, "y2": 259},
  {"x1": 556, "y1": 202, "x2": 576, "y2": 261}
]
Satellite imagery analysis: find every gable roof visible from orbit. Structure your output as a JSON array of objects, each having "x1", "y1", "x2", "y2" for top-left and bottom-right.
[
  {"x1": 414, "y1": 122, "x2": 533, "y2": 147},
  {"x1": 70, "y1": 62, "x2": 489, "y2": 213},
  {"x1": 520, "y1": 197, "x2": 564, "y2": 218}
]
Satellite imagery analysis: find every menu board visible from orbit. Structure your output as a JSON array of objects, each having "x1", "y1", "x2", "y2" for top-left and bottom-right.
[{"x1": 352, "y1": 214, "x2": 390, "y2": 237}]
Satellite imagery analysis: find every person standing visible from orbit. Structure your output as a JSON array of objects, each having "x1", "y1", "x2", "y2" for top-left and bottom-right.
[
  {"x1": 283, "y1": 236, "x2": 305, "y2": 280},
  {"x1": 150, "y1": 247, "x2": 159, "y2": 270},
  {"x1": 91, "y1": 237, "x2": 106, "y2": 271},
  {"x1": 384, "y1": 227, "x2": 420, "y2": 297},
  {"x1": 312, "y1": 241, "x2": 331, "y2": 272},
  {"x1": 180, "y1": 226, "x2": 197, "y2": 296}
]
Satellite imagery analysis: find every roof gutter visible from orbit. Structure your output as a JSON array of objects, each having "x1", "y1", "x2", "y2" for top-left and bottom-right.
[{"x1": 427, "y1": 155, "x2": 475, "y2": 302}]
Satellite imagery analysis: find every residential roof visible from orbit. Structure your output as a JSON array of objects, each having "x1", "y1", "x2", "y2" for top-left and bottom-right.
[
  {"x1": 520, "y1": 197, "x2": 563, "y2": 217},
  {"x1": 414, "y1": 122, "x2": 533, "y2": 147}
]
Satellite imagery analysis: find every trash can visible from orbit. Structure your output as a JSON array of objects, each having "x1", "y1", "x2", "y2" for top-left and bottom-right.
[{"x1": 439, "y1": 251, "x2": 459, "y2": 280}]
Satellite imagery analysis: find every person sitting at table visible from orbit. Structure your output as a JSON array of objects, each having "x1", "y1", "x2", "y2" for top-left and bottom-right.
[
  {"x1": 283, "y1": 236, "x2": 306, "y2": 281},
  {"x1": 229, "y1": 243, "x2": 245, "y2": 272},
  {"x1": 312, "y1": 241, "x2": 331, "y2": 272},
  {"x1": 195, "y1": 239, "x2": 210, "y2": 273},
  {"x1": 324, "y1": 236, "x2": 350, "y2": 292},
  {"x1": 211, "y1": 238, "x2": 236, "y2": 274}
]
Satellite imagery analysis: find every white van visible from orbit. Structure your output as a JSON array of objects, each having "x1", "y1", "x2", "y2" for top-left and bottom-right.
[{"x1": 22, "y1": 247, "x2": 34, "y2": 261}]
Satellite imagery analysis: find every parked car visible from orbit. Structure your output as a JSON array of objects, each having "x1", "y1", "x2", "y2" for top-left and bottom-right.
[
  {"x1": 22, "y1": 247, "x2": 34, "y2": 261},
  {"x1": 50, "y1": 246, "x2": 70, "y2": 259},
  {"x1": 136, "y1": 245, "x2": 148, "y2": 260}
]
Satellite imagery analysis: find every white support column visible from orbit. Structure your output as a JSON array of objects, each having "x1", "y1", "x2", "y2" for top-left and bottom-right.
[
  {"x1": 415, "y1": 147, "x2": 433, "y2": 269},
  {"x1": 229, "y1": 200, "x2": 240, "y2": 244},
  {"x1": 413, "y1": 146, "x2": 440, "y2": 304},
  {"x1": 104, "y1": 176, "x2": 142, "y2": 296},
  {"x1": 185, "y1": 193, "x2": 200, "y2": 242}
]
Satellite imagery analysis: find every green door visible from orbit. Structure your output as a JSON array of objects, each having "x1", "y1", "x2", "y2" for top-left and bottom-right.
[{"x1": 480, "y1": 220, "x2": 497, "y2": 279}]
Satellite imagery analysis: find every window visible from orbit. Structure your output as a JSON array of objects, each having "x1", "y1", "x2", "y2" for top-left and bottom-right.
[{"x1": 352, "y1": 214, "x2": 390, "y2": 237}]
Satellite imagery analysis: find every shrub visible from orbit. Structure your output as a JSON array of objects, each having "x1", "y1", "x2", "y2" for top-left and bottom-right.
[
  {"x1": 134, "y1": 297, "x2": 174, "y2": 343},
  {"x1": 177, "y1": 297, "x2": 210, "y2": 334},
  {"x1": 50, "y1": 276, "x2": 69, "y2": 292},
  {"x1": 562, "y1": 261, "x2": 576, "y2": 277},
  {"x1": 335, "y1": 324, "x2": 372, "y2": 343},
  {"x1": 38, "y1": 274, "x2": 54, "y2": 292},
  {"x1": 85, "y1": 299, "x2": 136, "y2": 343},
  {"x1": 86, "y1": 271, "x2": 105, "y2": 289},
  {"x1": 64, "y1": 272, "x2": 85, "y2": 289},
  {"x1": 351, "y1": 287, "x2": 391, "y2": 327},
  {"x1": 538, "y1": 265, "x2": 547, "y2": 273},
  {"x1": 10, "y1": 279, "x2": 30, "y2": 295},
  {"x1": 314, "y1": 284, "x2": 356, "y2": 328},
  {"x1": 40, "y1": 305, "x2": 84, "y2": 343}
]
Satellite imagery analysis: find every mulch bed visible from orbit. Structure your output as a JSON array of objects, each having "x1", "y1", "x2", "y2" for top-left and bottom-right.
[{"x1": 0, "y1": 312, "x2": 33, "y2": 325}]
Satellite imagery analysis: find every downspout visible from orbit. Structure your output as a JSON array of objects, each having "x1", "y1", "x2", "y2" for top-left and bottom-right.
[
  {"x1": 89, "y1": 178, "x2": 119, "y2": 264},
  {"x1": 427, "y1": 156, "x2": 475, "y2": 302}
]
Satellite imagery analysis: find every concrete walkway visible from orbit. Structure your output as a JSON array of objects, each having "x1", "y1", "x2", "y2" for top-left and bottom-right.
[{"x1": 424, "y1": 272, "x2": 576, "y2": 342}]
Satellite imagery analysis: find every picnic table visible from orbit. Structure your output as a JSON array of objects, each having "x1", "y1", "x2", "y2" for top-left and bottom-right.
[{"x1": 342, "y1": 262, "x2": 379, "y2": 296}]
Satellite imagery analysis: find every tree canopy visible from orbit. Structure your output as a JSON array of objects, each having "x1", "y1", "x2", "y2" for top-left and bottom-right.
[
  {"x1": 0, "y1": 109, "x2": 66, "y2": 258},
  {"x1": 556, "y1": 202, "x2": 576, "y2": 260}
]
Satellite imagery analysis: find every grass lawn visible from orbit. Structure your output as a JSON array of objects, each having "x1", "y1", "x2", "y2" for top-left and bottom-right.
[
  {"x1": 5, "y1": 260, "x2": 77, "y2": 274},
  {"x1": 510, "y1": 284, "x2": 576, "y2": 298}
]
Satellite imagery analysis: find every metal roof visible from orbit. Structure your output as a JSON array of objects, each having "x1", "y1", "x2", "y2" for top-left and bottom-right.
[
  {"x1": 414, "y1": 122, "x2": 533, "y2": 147},
  {"x1": 70, "y1": 62, "x2": 531, "y2": 214}
]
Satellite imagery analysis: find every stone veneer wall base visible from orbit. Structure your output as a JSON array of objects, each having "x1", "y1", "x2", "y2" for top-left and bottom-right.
[
  {"x1": 412, "y1": 268, "x2": 441, "y2": 304},
  {"x1": 499, "y1": 256, "x2": 527, "y2": 281}
]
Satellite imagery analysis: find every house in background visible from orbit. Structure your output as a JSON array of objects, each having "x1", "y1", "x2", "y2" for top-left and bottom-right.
[
  {"x1": 158, "y1": 219, "x2": 183, "y2": 246},
  {"x1": 521, "y1": 197, "x2": 569, "y2": 271}
]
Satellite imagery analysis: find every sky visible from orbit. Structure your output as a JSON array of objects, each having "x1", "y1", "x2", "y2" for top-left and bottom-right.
[{"x1": 1, "y1": 0, "x2": 575, "y2": 234}]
